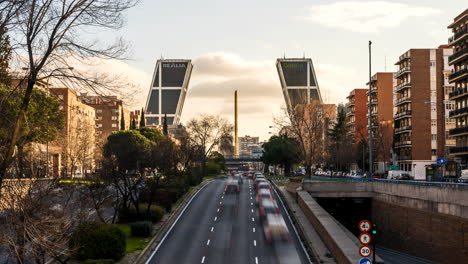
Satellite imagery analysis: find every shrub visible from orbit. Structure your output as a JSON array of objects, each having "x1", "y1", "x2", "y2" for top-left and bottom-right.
[
  {"x1": 119, "y1": 203, "x2": 165, "y2": 223},
  {"x1": 130, "y1": 221, "x2": 153, "y2": 237},
  {"x1": 69, "y1": 222, "x2": 126, "y2": 261},
  {"x1": 82, "y1": 259, "x2": 115, "y2": 264}
]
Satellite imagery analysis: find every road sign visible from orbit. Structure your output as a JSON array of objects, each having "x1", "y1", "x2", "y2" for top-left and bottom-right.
[
  {"x1": 359, "y1": 245, "x2": 372, "y2": 258},
  {"x1": 358, "y1": 220, "x2": 371, "y2": 232},
  {"x1": 390, "y1": 165, "x2": 399, "y2": 171},
  {"x1": 358, "y1": 233, "x2": 372, "y2": 245},
  {"x1": 437, "y1": 158, "x2": 447, "y2": 165},
  {"x1": 359, "y1": 257, "x2": 372, "y2": 264}
]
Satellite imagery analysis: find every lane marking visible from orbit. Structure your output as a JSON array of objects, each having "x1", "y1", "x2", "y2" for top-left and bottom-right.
[
  {"x1": 221, "y1": 196, "x2": 224, "y2": 199},
  {"x1": 252, "y1": 217, "x2": 255, "y2": 222},
  {"x1": 255, "y1": 257, "x2": 258, "y2": 264},
  {"x1": 250, "y1": 197, "x2": 252, "y2": 200},
  {"x1": 211, "y1": 226, "x2": 214, "y2": 232},
  {"x1": 206, "y1": 239, "x2": 210, "y2": 246},
  {"x1": 217, "y1": 208, "x2": 220, "y2": 212},
  {"x1": 251, "y1": 209, "x2": 254, "y2": 213},
  {"x1": 251, "y1": 202, "x2": 253, "y2": 206},
  {"x1": 220, "y1": 201, "x2": 222, "y2": 205},
  {"x1": 253, "y1": 227, "x2": 255, "y2": 233},
  {"x1": 254, "y1": 240, "x2": 257, "y2": 246},
  {"x1": 201, "y1": 256, "x2": 206, "y2": 263},
  {"x1": 214, "y1": 216, "x2": 217, "y2": 221}
]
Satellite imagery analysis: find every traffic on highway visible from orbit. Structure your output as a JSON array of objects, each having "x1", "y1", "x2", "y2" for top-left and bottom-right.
[{"x1": 146, "y1": 172, "x2": 310, "y2": 264}]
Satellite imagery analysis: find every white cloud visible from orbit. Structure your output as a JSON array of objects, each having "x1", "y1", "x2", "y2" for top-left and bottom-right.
[{"x1": 303, "y1": 1, "x2": 440, "y2": 33}]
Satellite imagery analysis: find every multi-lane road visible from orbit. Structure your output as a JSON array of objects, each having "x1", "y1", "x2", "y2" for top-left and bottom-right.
[{"x1": 146, "y1": 176, "x2": 310, "y2": 264}]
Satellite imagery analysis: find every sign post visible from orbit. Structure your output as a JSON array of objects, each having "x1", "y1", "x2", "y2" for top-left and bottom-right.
[{"x1": 358, "y1": 220, "x2": 372, "y2": 264}]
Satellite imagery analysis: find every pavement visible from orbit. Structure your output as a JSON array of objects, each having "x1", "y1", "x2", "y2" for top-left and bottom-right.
[{"x1": 146, "y1": 177, "x2": 310, "y2": 264}]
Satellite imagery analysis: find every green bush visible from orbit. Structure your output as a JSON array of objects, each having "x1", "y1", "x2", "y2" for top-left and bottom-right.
[
  {"x1": 130, "y1": 221, "x2": 153, "y2": 237},
  {"x1": 119, "y1": 203, "x2": 165, "y2": 223},
  {"x1": 82, "y1": 259, "x2": 115, "y2": 264},
  {"x1": 69, "y1": 222, "x2": 126, "y2": 261}
]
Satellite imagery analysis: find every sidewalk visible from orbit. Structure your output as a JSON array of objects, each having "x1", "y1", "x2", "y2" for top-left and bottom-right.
[{"x1": 278, "y1": 186, "x2": 337, "y2": 264}]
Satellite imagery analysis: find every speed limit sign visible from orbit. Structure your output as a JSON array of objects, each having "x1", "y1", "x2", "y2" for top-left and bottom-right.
[
  {"x1": 358, "y1": 220, "x2": 371, "y2": 233},
  {"x1": 359, "y1": 245, "x2": 372, "y2": 258}
]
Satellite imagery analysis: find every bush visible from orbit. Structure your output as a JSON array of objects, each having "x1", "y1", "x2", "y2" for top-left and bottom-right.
[
  {"x1": 119, "y1": 203, "x2": 165, "y2": 223},
  {"x1": 82, "y1": 259, "x2": 115, "y2": 264},
  {"x1": 69, "y1": 222, "x2": 126, "y2": 261},
  {"x1": 130, "y1": 221, "x2": 153, "y2": 237}
]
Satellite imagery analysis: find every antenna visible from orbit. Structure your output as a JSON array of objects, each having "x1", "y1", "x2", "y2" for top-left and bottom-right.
[
  {"x1": 283, "y1": 52, "x2": 286, "y2": 59},
  {"x1": 384, "y1": 56, "x2": 387, "y2": 72},
  {"x1": 303, "y1": 51, "x2": 305, "y2": 59}
]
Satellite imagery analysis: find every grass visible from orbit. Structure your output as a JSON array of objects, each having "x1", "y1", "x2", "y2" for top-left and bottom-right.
[{"x1": 116, "y1": 224, "x2": 151, "y2": 254}]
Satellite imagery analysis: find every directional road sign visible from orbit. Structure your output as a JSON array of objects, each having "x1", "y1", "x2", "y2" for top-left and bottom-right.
[
  {"x1": 358, "y1": 233, "x2": 372, "y2": 245},
  {"x1": 359, "y1": 257, "x2": 372, "y2": 264},
  {"x1": 437, "y1": 158, "x2": 447, "y2": 165},
  {"x1": 359, "y1": 245, "x2": 372, "y2": 258},
  {"x1": 358, "y1": 220, "x2": 371, "y2": 233}
]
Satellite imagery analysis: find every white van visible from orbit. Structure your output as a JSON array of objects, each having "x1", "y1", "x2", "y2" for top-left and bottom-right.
[{"x1": 387, "y1": 170, "x2": 408, "y2": 180}]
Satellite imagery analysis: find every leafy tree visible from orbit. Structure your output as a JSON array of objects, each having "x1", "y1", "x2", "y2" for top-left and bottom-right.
[
  {"x1": 140, "y1": 108, "x2": 146, "y2": 128},
  {"x1": 138, "y1": 127, "x2": 163, "y2": 142},
  {"x1": 130, "y1": 118, "x2": 137, "y2": 130},
  {"x1": 163, "y1": 114, "x2": 168, "y2": 136},
  {"x1": 120, "y1": 108, "x2": 125, "y2": 130},
  {"x1": 262, "y1": 135, "x2": 302, "y2": 175},
  {"x1": 0, "y1": 24, "x2": 10, "y2": 86},
  {"x1": 328, "y1": 104, "x2": 353, "y2": 171},
  {"x1": 207, "y1": 151, "x2": 226, "y2": 174}
]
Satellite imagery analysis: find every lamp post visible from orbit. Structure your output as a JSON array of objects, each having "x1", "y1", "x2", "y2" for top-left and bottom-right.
[{"x1": 368, "y1": 41, "x2": 373, "y2": 178}]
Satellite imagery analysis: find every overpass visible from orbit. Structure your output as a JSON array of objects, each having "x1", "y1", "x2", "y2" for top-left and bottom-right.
[
  {"x1": 298, "y1": 178, "x2": 468, "y2": 263},
  {"x1": 224, "y1": 155, "x2": 262, "y2": 162}
]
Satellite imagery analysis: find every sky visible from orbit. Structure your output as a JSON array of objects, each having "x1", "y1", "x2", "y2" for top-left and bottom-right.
[{"x1": 89, "y1": 0, "x2": 465, "y2": 141}]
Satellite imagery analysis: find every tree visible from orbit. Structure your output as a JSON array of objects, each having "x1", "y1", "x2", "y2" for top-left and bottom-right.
[
  {"x1": 0, "y1": 23, "x2": 11, "y2": 86},
  {"x1": 186, "y1": 114, "x2": 233, "y2": 177},
  {"x1": 328, "y1": 105, "x2": 353, "y2": 171},
  {"x1": 130, "y1": 118, "x2": 137, "y2": 130},
  {"x1": 140, "y1": 108, "x2": 146, "y2": 128},
  {"x1": 163, "y1": 114, "x2": 168, "y2": 136},
  {"x1": 0, "y1": 0, "x2": 139, "y2": 188},
  {"x1": 262, "y1": 135, "x2": 302, "y2": 175},
  {"x1": 120, "y1": 109, "x2": 126, "y2": 131}
]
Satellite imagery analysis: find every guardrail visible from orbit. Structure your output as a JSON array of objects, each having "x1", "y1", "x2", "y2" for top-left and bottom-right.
[{"x1": 302, "y1": 177, "x2": 468, "y2": 188}]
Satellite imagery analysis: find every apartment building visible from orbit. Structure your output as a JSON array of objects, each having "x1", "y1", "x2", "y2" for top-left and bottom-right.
[
  {"x1": 50, "y1": 88, "x2": 96, "y2": 177},
  {"x1": 447, "y1": 9, "x2": 468, "y2": 169},
  {"x1": 367, "y1": 73, "x2": 394, "y2": 174},
  {"x1": 394, "y1": 47, "x2": 453, "y2": 180},
  {"x1": 238, "y1": 135, "x2": 260, "y2": 157},
  {"x1": 346, "y1": 89, "x2": 368, "y2": 145}
]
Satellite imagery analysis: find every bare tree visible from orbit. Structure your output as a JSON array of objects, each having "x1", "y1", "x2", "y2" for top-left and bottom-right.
[
  {"x1": 186, "y1": 114, "x2": 233, "y2": 177},
  {"x1": 0, "y1": 0, "x2": 139, "y2": 189}
]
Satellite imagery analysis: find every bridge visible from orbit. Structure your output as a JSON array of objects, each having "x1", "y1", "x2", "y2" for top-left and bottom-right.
[{"x1": 224, "y1": 155, "x2": 262, "y2": 162}]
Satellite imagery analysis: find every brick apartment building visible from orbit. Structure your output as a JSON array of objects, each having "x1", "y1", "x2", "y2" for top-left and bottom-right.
[
  {"x1": 394, "y1": 47, "x2": 454, "y2": 180},
  {"x1": 367, "y1": 73, "x2": 395, "y2": 174},
  {"x1": 447, "y1": 9, "x2": 468, "y2": 169},
  {"x1": 346, "y1": 89, "x2": 368, "y2": 145}
]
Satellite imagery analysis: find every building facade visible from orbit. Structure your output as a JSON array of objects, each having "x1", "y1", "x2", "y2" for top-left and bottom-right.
[
  {"x1": 276, "y1": 58, "x2": 322, "y2": 113},
  {"x1": 368, "y1": 73, "x2": 395, "y2": 174},
  {"x1": 346, "y1": 89, "x2": 368, "y2": 145},
  {"x1": 394, "y1": 48, "x2": 453, "y2": 180},
  {"x1": 145, "y1": 59, "x2": 193, "y2": 127},
  {"x1": 447, "y1": 9, "x2": 468, "y2": 170},
  {"x1": 238, "y1": 135, "x2": 260, "y2": 157}
]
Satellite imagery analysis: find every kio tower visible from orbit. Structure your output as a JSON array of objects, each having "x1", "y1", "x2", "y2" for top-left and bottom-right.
[
  {"x1": 145, "y1": 59, "x2": 193, "y2": 127},
  {"x1": 276, "y1": 58, "x2": 323, "y2": 113}
]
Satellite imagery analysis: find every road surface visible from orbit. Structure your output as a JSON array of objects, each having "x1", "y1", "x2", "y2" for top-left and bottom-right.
[{"x1": 146, "y1": 177, "x2": 310, "y2": 264}]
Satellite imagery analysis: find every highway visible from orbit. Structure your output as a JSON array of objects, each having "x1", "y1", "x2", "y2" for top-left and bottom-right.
[{"x1": 146, "y1": 176, "x2": 310, "y2": 264}]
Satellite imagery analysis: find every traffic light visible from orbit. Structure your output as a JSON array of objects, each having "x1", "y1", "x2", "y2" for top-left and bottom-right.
[{"x1": 372, "y1": 224, "x2": 377, "y2": 235}]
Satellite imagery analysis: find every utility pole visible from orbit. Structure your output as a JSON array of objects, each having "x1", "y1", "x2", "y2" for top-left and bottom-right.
[{"x1": 368, "y1": 41, "x2": 373, "y2": 178}]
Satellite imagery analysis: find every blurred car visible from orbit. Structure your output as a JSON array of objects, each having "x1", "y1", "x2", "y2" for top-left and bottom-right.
[
  {"x1": 256, "y1": 181, "x2": 271, "y2": 193},
  {"x1": 256, "y1": 189, "x2": 274, "y2": 205},
  {"x1": 258, "y1": 198, "x2": 280, "y2": 222},
  {"x1": 224, "y1": 179, "x2": 240, "y2": 194},
  {"x1": 263, "y1": 213, "x2": 289, "y2": 243},
  {"x1": 254, "y1": 178, "x2": 266, "y2": 188}
]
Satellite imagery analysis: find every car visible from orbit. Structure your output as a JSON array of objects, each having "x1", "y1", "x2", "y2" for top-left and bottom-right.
[
  {"x1": 256, "y1": 189, "x2": 274, "y2": 205},
  {"x1": 258, "y1": 198, "x2": 280, "y2": 222},
  {"x1": 254, "y1": 178, "x2": 266, "y2": 188},
  {"x1": 263, "y1": 213, "x2": 289, "y2": 243},
  {"x1": 224, "y1": 179, "x2": 240, "y2": 194},
  {"x1": 256, "y1": 181, "x2": 271, "y2": 193}
]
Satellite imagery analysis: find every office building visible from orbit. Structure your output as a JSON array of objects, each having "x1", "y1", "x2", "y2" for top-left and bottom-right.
[
  {"x1": 394, "y1": 47, "x2": 453, "y2": 180},
  {"x1": 276, "y1": 58, "x2": 322, "y2": 113},
  {"x1": 145, "y1": 59, "x2": 193, "y2": 127},
  {"x1": 346, "y1": 89, "x2": 368, "y2": 145},
  {"x1": 447, "y1": 9, "x2": 468, "y2": 168},
  {"x1": 367, "y1": 73, "x2": 394, "y2": 174},
  {"x1": 238, "y1": 135, "x2": 260, "y2": 157}
]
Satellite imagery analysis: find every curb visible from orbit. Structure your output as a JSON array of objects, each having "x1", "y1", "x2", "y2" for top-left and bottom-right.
[{"x1": 134, "y1": 178, "x2": 214, "y2": 264}]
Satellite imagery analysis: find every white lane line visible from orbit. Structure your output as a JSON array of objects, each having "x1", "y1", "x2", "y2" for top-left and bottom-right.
[
  {"x1": 201, "y1": 256, "x2": 206, "y2": 263},
  {"x1": 251, "y1": 209, "x2": 254, "y2": 213},
  {"x1": 214, "y1": 216, "x2": 217, "y2": 221},
  {"x1": 221, "y1": 196, "x2": 224, "y2": 199},
  {"x1": 255, "y1": 256, "x2": 259, "y2": 264},
  {"x1": 211, "y1": 226, "x2": 214, "y2": 232},
  {"x1": 252, "y1": 217, "x2": 255, "y2": 222},
  {"x1": 250, "y1": 197, "x2": 252, "y2": 200},
  {"x1": 254, "y1": 240, "x2": 257, "y2": 246},
  {"x1": 251, "y1": 202, "x2": 253, "y2": 206},
  {"x1": 217, "y1": 208, "x2": 220, "y2": 212},
  {"x1": 206, "y1": 239, "x2": 210, "y2": 246},
  {"x1": 253, "y1": 227, "x2": 255, "y2": 232},
  {"x1": 220, "y1": 201, "x2": 222, "y2": 205}
]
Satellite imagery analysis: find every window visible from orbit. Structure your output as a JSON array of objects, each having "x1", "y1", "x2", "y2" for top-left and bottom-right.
[
  {"x1": 96, "y1": 124, "x2": 102, "y2": 128},
  {"x1": 96, "y1": 109, "x2": 102, "y2": 113},
  {"x1": 430, "y1": 61, "x2": 436, "y2": 67},
  {"x1": 96, "y1": 116, "x2": 102, "y2": 120},
  {"x1": 111, "y1": 116, "x2": 118, "y2": 120},
  {"x1": 111, "y1": 124, "x2": 117, "y2": 128},
  {"x1": 432, "y1": 134, "x2": 437, "y2": 140},
  {"x1": 431, "y1": 119, "x2": 437, "y2": 126},
  {"x1": 431, "y1": 149, "x2": 437, "y2": 156}
]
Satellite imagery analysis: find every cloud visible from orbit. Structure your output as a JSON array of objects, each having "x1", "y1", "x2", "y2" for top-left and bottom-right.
[{"x1": 303, "y1": 1, "x2": 440, "y2": 33}]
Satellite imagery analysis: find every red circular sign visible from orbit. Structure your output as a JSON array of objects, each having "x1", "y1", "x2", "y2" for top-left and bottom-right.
[
  {"x1": 359, "y1": 245, "x2": 372, "y2": 258},
  {"x1": 358, "y1": 220, "x2": 372, "y2": 233},
  {"x1": 358, "y1": 233, "x2": 372, "y2": 245}
]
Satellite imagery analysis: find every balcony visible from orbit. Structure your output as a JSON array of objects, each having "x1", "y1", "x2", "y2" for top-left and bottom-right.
[
  {"x1": 448, "y1": 28, "x2": 467, "y2": 46},
  {"x1": 395, "y1": 96, "x2": 411, "y2": 106},
  {"x1": 449, "y1": 88, "x2": 468, "y2": 100},
  {"x1": 394, "y1": 125, "x2": 412, "y2": 134},
  {"x1": 395, "y1": 51, "x2": 410, "y2": 65},
  {"x1": 395, "y1": 82, "x2": 411, "y2": 92},
  {"x1": 366, "y1": 86, "x2": 378, "y2": 96},
  {"x1": 348, "y1": 100, "x2": 355, "y2": 106},
  {"x1": 449, "y1": 106, "x2": 468, "y2": 118},
  {"x1": 397, "y1": 155, "x2": 412, "y2": 161},
  {"x1": 449, "y1": 126, "x2": 468, "y2": 137},
  {"x1": 448, "y1": 47, "x2": 468, "y2": 65},
  {"x1": 395, "y1": 66, "x2": 411, "y2": 78},
  {"x1": 395, "y1": 140, "x2": 412, "y2": 148},
  {"x1": 394, "y1": 110, "x2": 412, "y2": 120},
  {"x1": 449, "y1": 68, "x2": 468, "y2": 83},
  {"x1": 449, "y1": 146, "x2": 468, "y2": 155}
]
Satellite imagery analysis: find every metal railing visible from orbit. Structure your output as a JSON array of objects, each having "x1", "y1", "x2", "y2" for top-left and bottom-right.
[
  {"x1": 302, "y1": 177, "x2": 468, "y2": 187},
  {"x1": 395, "y1": 82, "x2": 411, "y2": 92},
  {"x1": 395, "y1": 66, "x2": 411, "y2": 78},
  {"x1": 395, "y1": 125, "x2": 412, "y2": 133},
  {"x1": 449, "y1": 106, "x2": 468, "y2": 117},
  {"x1": 394, "y1": 110, "x2": 412, "y2": 119},
  {"x1": 449, "y1": 68, "x2": 468, "y2": 82},
  {"x1": 448, "y1": 47, "x2": 468, "y2": 64},
  {"x1": 448, "y1": 28, "x2": 467, "y2": 44},
  {"x1": 449, "y1": 146, "x2": 468, "y2": 154},
  {"x1": 449, "y1": 126, "x2": 468, "y2": 136},
  {"x1": 395, "y1": 96, "x2": 411, "y2": 106},
  {"x1": 449, "y1": 87, "x2": 468, "y2": 99}
]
